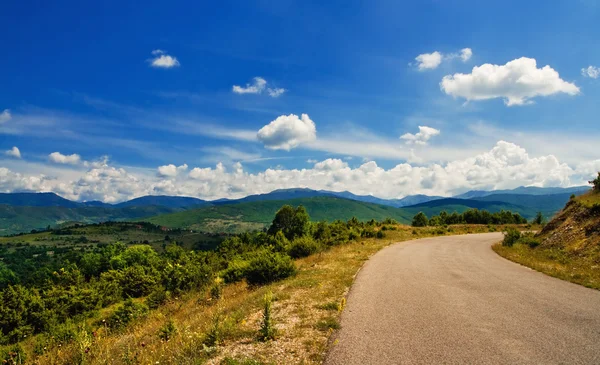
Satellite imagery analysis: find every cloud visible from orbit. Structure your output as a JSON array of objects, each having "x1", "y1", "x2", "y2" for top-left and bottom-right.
[
  {"x1": 232, "y1": 77, "x2": 285, "y2": 97},
  {"x1": 49, "y1": 152, "x2": 82, "y2": 165},
  {"x1": 460, "y1": 48, "x2": 473, "y2": 62},
  {"x1": 581, "y1": 65, "x2": 599, "y2": 79},
  {"x1": 233, "y1": 77, "x2": 267, "y2": 94},
  {"x1": 5, "y1": 146, "x2": 21, "y2": 159},
  {"x1": 157, "y1": 163, "x2": 188, "y2": 177},
  {"x1": 267, "y1": 88, "x2": 286, "y2": 97},
  {"x1": 2, "y1": 141, "x2": 596, "y2": 202},
  {"x1": 414, "y1": 48, "x2": 473, "y2": 71},
  {"x1": 440, "y1": 57, "x2": 580, "y2": 106},
  {"x1": 150, "y1": 50, "x2": 180, "y2": 68},
  {"x1": 400, "y1": 126, "x2": 441, "y2": 145},
  {"x1": 0, "y1": 109, "x2": 11, "y2": 124},
  {"x1": 415, "y1": 52, "x2": 443, "y2": 71},
  {"x1": 257, "y1": 113, "x2": 317, "y2": 150}
]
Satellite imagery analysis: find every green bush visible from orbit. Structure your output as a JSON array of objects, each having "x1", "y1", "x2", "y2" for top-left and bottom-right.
[
  {"x1": 244, "y1": 252, "x2": 296, "y2": 286},
  {"x1": 221, "y1": 259, "x2": 250, "y2": 284},
  {"x1": 502, "y1": 228, "x2": 521, "y2": 247},
  {"x1": 106, "y1": 299, "x2": 148, "y2": 329},
  {"x1": 518, "y1": 233, "x2": 541, "y2": 248},
  {"x1": 158, "y1": 320, "x2": 177, "y2": 341},
  {"x1": 288, "y1": 236, "x2": 321, "y2": 259},
  {"x1": 376, "y1": 230, "x2": 386, "y2": 239},
  {"x1": 145, "y1": 287, "x2": 169, "y2": 309},
  {"x1": 412, "y1": 212, "x2": 428, "y2": 227}
]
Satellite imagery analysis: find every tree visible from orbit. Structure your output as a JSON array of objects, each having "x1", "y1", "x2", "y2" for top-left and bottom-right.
[
  {"x1": 268, "y1": 205, "x2": 311, "y2": 240},
  {"x1": 533, "y1": 211, "x2": 545, "y2": 225},
  {"x1": 412, "y1": 212, "x2": 428, "y2": 227},
  {"x1": 590, "y1": 172, "x2": 600, "y2": 191}
]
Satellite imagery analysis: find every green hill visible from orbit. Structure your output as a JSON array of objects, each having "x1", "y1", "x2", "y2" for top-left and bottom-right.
[
  {"x1": 401, "y1": 198, "x2": 534, "y2": 218},
  {"x1": 0, "y1": 205, "x2": 180, "y2": 236},
  {"x1": 146, "y1": 196, "x2": 415, "y2": 233}
]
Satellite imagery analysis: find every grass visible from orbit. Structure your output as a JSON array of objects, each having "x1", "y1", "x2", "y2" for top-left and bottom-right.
[
  {"x1": 493, "y1": 243, "x2": 600, "y2": 290},
  {"x1": 17, "y1": 224, "x2": 507, "y2": 365}
]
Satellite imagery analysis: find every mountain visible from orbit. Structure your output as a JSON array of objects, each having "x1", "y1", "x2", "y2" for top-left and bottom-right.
[
  {"x1": 455, "y1": 186, "x2": 590, "y2": 199},
  {"x1": 147, "y1": 196, "x2": 415, "y2": 233},
  {"x1": 213, "y1": 188, "x2": 336, "y2": 205},
  {"x1": 0, "y1": 205, "x2": 181, "y2": 236},
  {"x1": 470, "y1": 193, "x2": 575, "y2": 219},
  {"x1": 394, "y1": 194, "x2": 445, "y2": 207},
  {"x1": 115, "y1": 195, "x2": 209, "y2": 209},
  {"x1": 401, "y1": 198, "x2": 534, "y2": 218},
  {"x1": 0, "y1": 192, "x2": 81, "y2": 208}
]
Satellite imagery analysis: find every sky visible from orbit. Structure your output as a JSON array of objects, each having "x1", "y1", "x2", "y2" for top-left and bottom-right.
[{"x1": 1, "y1": 0, "x2": 599, "y2": 203}]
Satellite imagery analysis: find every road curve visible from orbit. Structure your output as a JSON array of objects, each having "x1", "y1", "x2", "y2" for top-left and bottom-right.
[{"x1": 325, "y1": 233, "x2": 600, "y2": 365}]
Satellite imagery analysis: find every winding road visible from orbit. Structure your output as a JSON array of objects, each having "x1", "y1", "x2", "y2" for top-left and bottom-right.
[{"x1": 325, "y1": 233, "x2": 600, "y2": 365}]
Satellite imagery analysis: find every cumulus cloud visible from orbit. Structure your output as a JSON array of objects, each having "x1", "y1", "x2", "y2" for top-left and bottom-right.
[
  {"x1": 257, "y1": 113, "x2": 317, "y2": 150},
  {"x1": 157, "y1": 163, "x2": 188, "y2": 177},
  {"x1": 49, "y1": 152, "x2": 82, "y2": 165},
  {"x1": 5, "y1": 146, "x2": 21, "y2": 159},
  {"x1": 440, "y1": 57, "x2": 580, "y2": 106},
  {"x1": 0, "y1": 109, "x2": 11, "y2": 124},
  {"x1": 414, "y1": 48, "x2": 472, "y2": 71},
  {"x1": 581, "y1": 65, "x2": 599, "y2": 79},
  {"x1": 150, "y1": 50, "x2": 180, "y2": 68},
  {"x1": 460, "y1": 48, "x2": 473, "y2": 62},
  {"x1": 232, "y1": 77, "x2": 285, "y2": 97},
  {"x1": 1, "y1": 141, "x2": 598, "y2": 202},
  {"x1": 400, "y1": 126, "x2": 441, "y2": 145},
  {"x1": 415, "y1": 52, "x2": 443, "y2": 71}
]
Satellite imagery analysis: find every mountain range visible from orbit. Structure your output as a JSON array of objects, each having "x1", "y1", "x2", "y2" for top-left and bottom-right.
[{"x1": 0, "y1": 186, "x2": 590, "y2": 235}]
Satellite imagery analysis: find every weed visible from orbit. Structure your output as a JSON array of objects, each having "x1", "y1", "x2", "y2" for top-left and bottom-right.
[
  {"x1": 315, "y1": 317, "x2": 340, "y2": 331},
  {"x1": 502, "y1": 227, "x2": 521, "y2": 247},
  {"x1": 158, "y1": 320, "x2": 177, "y2": 341},
  {"x1": 258, "y1": 291, "x2": 276, "y2": 341}
]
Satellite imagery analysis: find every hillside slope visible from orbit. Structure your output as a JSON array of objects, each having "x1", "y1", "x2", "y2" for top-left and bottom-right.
[
  {"x1": 401, "y1": 198, "x2": 534, "y2": 218},
  {"x1": 472, "y1": 193, "x2": 575, "y2": 219},
  {"x1": 494, "y1": 190, "x2": 600, "y2": 289},
  {"x1": 146, "y1": 196, "x2": 415, "y2": 233}
]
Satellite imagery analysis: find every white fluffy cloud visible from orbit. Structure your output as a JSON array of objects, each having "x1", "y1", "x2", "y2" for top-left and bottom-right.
[
  {"x1": 400, "y1": 126, "x2": 441, "y2": 145},
  {"x1": 0, "y1": 109, "x2": 11, "y2": 124},
  {"x1": 581, "y1": 65, "x2": 599, "y2": 79},
  {"x1": 2, "y1": 141, "x2": 597, "y2": 202},
  {"x1": 441, "y1": 57, "x2": 580, "y2": 106},
  {"x1": 414, "y1": 48, "x2": 472, "y2": 71},
  {"x1": 157, "y1": 163, "x2": 188, "y2": 177},
  {"x1": 415, "y1": 52, "x2": 443, "y2": 71},
  {"x1": 257, "y1": 113, "x2": 317, "y2": 150},
  {"x1": 232, "y1": 77, "x2": 285, "y2": 97},
  {"x1": 49, "y1": 152, "x2": 82, "y2": 165},
  {"x1": 460, "y1": 48, "x2": 472, "y2": 62},
  {"x1": 5, "y1": 147, "x2": 21, "y2": 159},
  {"x1": 150, "y1": 50, "x2": 180, "y2": 68}
]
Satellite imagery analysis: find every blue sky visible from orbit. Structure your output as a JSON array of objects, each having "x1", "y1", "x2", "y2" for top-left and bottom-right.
[{"x1": 1, "y1": 0, "x2": 599, "y2": 202}]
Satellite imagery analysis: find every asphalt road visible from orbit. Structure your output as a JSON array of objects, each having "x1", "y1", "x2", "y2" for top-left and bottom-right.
[{"x1": 325, "y1": 233, "x2": 600, "y2": 365}]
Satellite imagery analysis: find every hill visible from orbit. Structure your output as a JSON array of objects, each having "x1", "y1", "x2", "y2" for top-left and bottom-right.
[
  {"x1": 0, "y1": 192, "x2": 81, "y2": 207},
  {"x1": 493, "y1": 188, "x2": 600, "y2": 289},
  {"x1": 146, "y1": 196, "x2": 415, "y2": 233},
  {"x1": 455, "y1": 186, "x2": 589, "y2": 199},
  {"x1": 114, "y1": 195, "x2": 209, "y2": 209},
  {"x1": 0, "y1": 205, "x2": 181, "y2": 236},
  {"x1": 401, "y1": 198, "x2": 534, "y2": 218},
  {"x1": 470, "y1": 193, "x2": 575, "y2": 219}
]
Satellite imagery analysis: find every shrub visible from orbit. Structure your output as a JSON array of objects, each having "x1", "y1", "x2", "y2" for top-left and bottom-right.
[
  {"x1": 288, "y1": 236, "x2": 321, "y2": 259},
  {"x1": 1, "y1": 344, "x2": 27, "y2": 365},
  {"x1": 412, "y1": 212, "x2": 428, "y2": 227},
  {"x1": 502, "y1": 228, "x2": 521, "y2": 247},
  {"x1": 258, "y1": 291, "x2": 275, "y2": 341},
  {"x1": 376, "y1": 230, "x2": 386, "y2": 239},
  {"x1": 106, "y1": 299, "x2": 148, "y2": 329},
  {"x1": 519, "y1": 233, "x2": 541, "y2": 248},
  {"x1": 360, "y1": 227, "x2": 376, "y2": 238},
  {"x1": 209, "y1": 277, "x2": 223, "y2": 300},
  {"x1": 158, "y1": 320, "x2": 177, "y2": 341},
  {"x1": 245, "y1": 252, "x2": 296, "y2": 286},
  {"x1": 589, "y1": 172, "x2": 600, "y2": 191},
  {"x1": 222, "y1": 259, "x2": 250, "y2": 284},
  {"x1": 145, "y1": 286, "x2": 169, "y2": 309},
  {"x1": 204, "y1": 313, "x2": 221, "y2": 347}
]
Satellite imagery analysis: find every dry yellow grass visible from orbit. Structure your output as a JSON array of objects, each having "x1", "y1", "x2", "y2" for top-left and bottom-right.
[{"x1": 22, "y1": 224, "x2": 508, "y2": 365}]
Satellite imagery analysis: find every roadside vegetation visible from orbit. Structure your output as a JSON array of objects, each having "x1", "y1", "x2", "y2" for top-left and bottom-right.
[
  {"x1": 411, "y1": 208, "x2": 528, "y2": 227},
  {"x1": 494, "y1": 173, "x2": 600, "y2": 290},
  {"x1": 1, "y1": 204, "x2": 530, "y2": 364}
]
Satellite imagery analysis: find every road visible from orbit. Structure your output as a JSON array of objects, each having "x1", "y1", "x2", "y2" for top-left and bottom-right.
[{"x1": 324, "y1": 233, "x2": 600, "y2": 365}]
